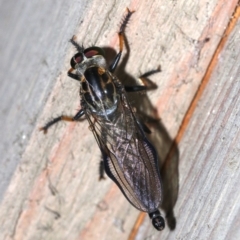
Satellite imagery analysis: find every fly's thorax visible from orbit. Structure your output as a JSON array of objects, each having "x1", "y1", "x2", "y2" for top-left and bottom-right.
[{"x1": 80, "y1": 66, "x2": 119, "y2": 117}]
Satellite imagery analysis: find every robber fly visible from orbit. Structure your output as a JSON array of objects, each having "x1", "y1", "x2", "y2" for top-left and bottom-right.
[{"x1": 40, "y1": 8, "x2": 165, "y2": 231}]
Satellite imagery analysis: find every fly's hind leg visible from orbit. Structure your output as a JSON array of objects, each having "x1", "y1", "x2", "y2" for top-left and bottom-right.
[
  {"x1": 99, "y1": 159, "x2": 105, "y2": 180},
  {"x1": 98, "y1": 127, "x2": 108, "y2": 180},
  {"x1": 40, "y1": 109, "x2": 84, "y2": 134}
]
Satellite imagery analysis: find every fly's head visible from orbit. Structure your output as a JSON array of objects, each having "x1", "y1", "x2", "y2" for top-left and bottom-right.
[
  {"x1": 70, "y1": 47, "x2": 118, "y2": 117},
  {"x1": 70, "y1": 47, "x2": 107, "y2": 76}
]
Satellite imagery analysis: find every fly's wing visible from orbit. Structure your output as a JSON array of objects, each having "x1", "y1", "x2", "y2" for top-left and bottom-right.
[{"x1": 85, "y1": 93, "x2": 162, "y2": 213}]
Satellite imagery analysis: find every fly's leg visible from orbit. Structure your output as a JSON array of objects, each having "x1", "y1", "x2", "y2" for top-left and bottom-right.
[
  {"x1": 98, "y1": 126, "x2": 108, "y2": 180},
  {"x1": 67, "y1": 37, "x2": 84, "y2": 81},
  {"x1": 124, "y1": 85, "x2": 147, "y2": 92},
  {"x1": 99, "y1": 159, "x2": 105, "y2": 180},
  {"x1": 125, "y1": 66, "x2": 161, "y2": 92},
  {"x1": 125, "y1": 67, "x2": 161, "y2": 134},
  {"x1": 109, "y1": 8, "x2": 135, "y2": 73},
  {"x1": 40, "y1": 109, "x2": 84, "y2": 134},
  {"x1": 139, "y1": 67, "x2": 161, "y2": 79},
  {"x1": 68, "y1": 67, "x2": 80, "y2": 81},
  {"x1": 137, "y1": 120, "x2": 152, "y2": 134}
]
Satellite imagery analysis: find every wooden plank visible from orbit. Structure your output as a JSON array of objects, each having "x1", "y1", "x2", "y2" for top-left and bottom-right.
[
  {"x1": 172, "y1": 10, "x2": 240, "y2": 240},
  {"x1": 0, "y1": 0, "x2": 92, "y2": 198},
  {"x1": 0, "y1": 0, "x2": 238, "y2": 239},
  {"x1": 132, "y1": 3, "x2": 240, "y2": 240}
]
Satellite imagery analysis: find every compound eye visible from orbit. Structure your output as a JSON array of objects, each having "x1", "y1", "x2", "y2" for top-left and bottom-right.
[
  {"x1": 70, "y1": 53, "x2": 83, "y2": 68},
  {"x1": 84, "y1": 47, "x2": 104, "y2": 58}
]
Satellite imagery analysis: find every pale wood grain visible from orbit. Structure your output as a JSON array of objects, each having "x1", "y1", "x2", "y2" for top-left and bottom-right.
[
  {"x1": 172, "y1": 16, "x2": 240, "y2": 240},
  {"x1": 0, "y1": 0, "x2": 238, "y2": 239},
  {"x1": 134, "y1": 4, "x2": 240, "y2": 240}
]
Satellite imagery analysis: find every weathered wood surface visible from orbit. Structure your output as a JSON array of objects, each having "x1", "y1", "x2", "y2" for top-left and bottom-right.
[
  {"x1": 133, "y1": 4, "x2": 240, "y2": 240},
  {"x1": 172, "y1": 17, "x2": 240, "y2": 240},
  {"x1": 0, "y1": 0, "x2": 239, "y2": 239}
]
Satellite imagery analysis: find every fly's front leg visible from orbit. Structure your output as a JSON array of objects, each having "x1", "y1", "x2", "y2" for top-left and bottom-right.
[
  {"x1": 68, "y1": 67, "x2": 80, "y2": 81},
  {"x1": 67, "y1": 36, "x2": 85, "y2": 81},
  {"x1": 109, "y1": 8, "x2": 135, "y2": 73},
  {"x1": 125, "y1": 66, "x2": 161, "y2": 92},
  {"x1": 40, "y1": 109, "x2": 84, "y2": 134}
]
